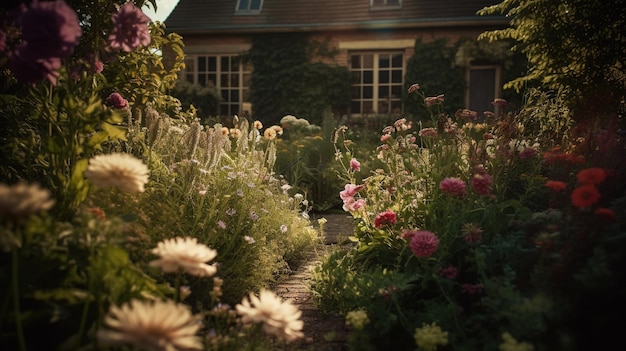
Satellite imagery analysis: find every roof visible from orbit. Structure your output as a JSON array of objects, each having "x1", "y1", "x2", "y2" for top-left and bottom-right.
[{"x1": 164, "y1": 0, "x2": 506, "y2": 34}]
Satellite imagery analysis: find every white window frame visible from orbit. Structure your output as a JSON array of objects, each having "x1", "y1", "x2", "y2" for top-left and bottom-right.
[
  {"x1": 349, "y1": 51, "x2": 404, "y2": 116},
  {"x1": 182, "y1": 54, "x2": 252, "y2": 117}
]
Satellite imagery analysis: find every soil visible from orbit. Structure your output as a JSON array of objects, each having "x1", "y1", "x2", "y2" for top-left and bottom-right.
[{"x1": 274, "y1": 213, "x2": 357, "y2": 351}]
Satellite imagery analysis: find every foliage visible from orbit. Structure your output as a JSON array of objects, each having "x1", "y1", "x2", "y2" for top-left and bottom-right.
[
  {"x1": 313, "y1": 86, "x2": 626, "y2": 350},
  {"x1": 170, "y1": 79, "x2": 222, "y2": 123},
  {"x1": 246, "y1": 34, "x2": 351, "y2": 125},
  {"x1": 478, "y1": 0, "x2": 626, "y2": 119}
]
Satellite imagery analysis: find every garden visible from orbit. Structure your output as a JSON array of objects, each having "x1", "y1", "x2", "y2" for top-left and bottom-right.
[{"x1": 0, "y1": 1, "x2": 624, "y2": 351}]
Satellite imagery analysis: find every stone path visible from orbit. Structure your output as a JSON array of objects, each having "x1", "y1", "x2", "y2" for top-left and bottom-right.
[{"x1": 275, "y1": 213, "x2": 357, "y2": 351}]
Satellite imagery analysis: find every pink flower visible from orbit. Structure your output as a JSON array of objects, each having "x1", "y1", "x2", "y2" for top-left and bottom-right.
[
  {"x1": 407, "y1": 83, "x2": 420, "y2": 94},
  {"x1": 519, "y1": 147, "x2": 538, "y2": 159},
  {"x1": 408, "y1": 230, "x2": 439, "y2": 258},
  {"x1": 492, "y1": 98, "x2": 507, "y2": 107},
  {"x1": 343, "y1": 198, "x2": 365, "y2": 212},
  {"x1": 105, "y1": 92, "x2": 129, "y2": 109},
  {"x1": 349, "y1": 158, "x2": 361, "y2": 171},
  {"x1": 439, "y1": 177, "x2": 467, "y2": 197},
  {"x1": 9, "y1": 49, "x2": 61, "y2": 85},
  {"x1": 462, "y1": 223, "x2": 483, "y2": 243},
  {"x1": 380, "y1": 134, "x2": 391, "y2": 142},
  {"x1": 424, "y1": 94, "x2": 445, "y2": 106},
  {"x1": 438, "y1": 266, "x2": 458, "y2": 279},
  {"x1": 374, "y1": 210, "x2": 397, "y2": 228},
  {"x1": 418, "y1": 128, "x2": 438, "y2": 138},
  {"x1": 340, "y1": 184, "x2": 364, "y2": 201},
  {"x1": 462, "y1": 283, "x2": 484, "y2": 294},
  {"x1": 471, "y1": 173, "x2": 493, "y2": 196},
  {"x1": 108, "y1": 3, "x2": 151, "y2": 52}
]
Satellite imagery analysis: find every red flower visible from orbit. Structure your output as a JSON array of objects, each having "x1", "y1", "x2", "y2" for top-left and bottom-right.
[
  {"x1": 594, "y1": 208, "x2": 616, "y2": 221},
  {"x1": 471, "y1": 173, "x2": 493, "y2": 196},
  {"x1": 545, "y1": 180, "x2": 567, "y2": 192},
  {"x1": 409, "y1": 230, "x2": 439, "y2": 258},
  {"x1": 374, "y1": 210, "x2": 397, "y2": 228},
  {"x1": 576, "y1": 168, "x2": 606, "y2": 185},
  {"x1": 439, "y1": 177, "x2": 466, "y2": 197},
  {"x1": 571, "y1": 185, "x2": 600, "y2": 208}
]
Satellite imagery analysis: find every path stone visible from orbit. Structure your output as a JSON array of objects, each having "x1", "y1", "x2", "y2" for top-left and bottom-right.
[{"x1": 275, "y1": 213, "x2": 356, "y2": 351}]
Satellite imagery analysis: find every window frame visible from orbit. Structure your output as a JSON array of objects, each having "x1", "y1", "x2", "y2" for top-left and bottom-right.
[
  {"x1": 349, "y1": 51, "x2": 405, "y2": 117},
  {"x1": 235, "y1": 0, "x2": 263, "y2": 14},
  {"x1": 370, "y1": 0, "x2": 402, "y2": 10},
  {"x1": 465, "y1": 65, "x2": 502, "y2": 113},
  {"x1": 182, "y1": 54, "x2": 252, "y2": 117}
]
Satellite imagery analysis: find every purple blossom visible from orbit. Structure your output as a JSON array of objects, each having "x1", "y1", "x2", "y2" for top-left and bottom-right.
[
  {"x1": 217, "y1": 221, "x2": 226, "y2": 229},
  {"x1": 105, "y1": 92, "x2": 128, "y2": 109},
  {"x1": 108, "y1": 3, "x2": 151, "y2": 52},
  {"x1": 9, "y1": 47, "x2": 61, "y2": 85}
]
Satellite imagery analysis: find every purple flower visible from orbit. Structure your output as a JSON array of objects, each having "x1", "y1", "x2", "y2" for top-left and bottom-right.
[
  {"x1": 9, "y1": 47, "x2": 61, "y2": 85},
  {"x1": 217, "y1": 221, "x2": 226, "y2": 229},
  {"x1": 108, "y1": 3, "x2": 151, "y2": 52},
  {"x1": 19, "y1": 0, "x2": 82, "y2": 59},
  {"x1": 105, "y1": 92, "x2": 129, "y2": 109},
  {"x1": 250, "y1": 211, "x2": 259, "y2": 221}
]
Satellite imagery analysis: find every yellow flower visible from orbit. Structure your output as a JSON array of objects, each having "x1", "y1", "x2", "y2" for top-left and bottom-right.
[
  {"x1": 97, "y1": 299, "x2": 203, "y2": 351},
  {"x1": 149, "y1": 237, "x2": 218, "y2": 277},
  {"x1": 236, "y1": 289, "x2": 304, "y2": 342},
  {"x1": 499, "y1": 332, "x2": 534, "y2": 351},
  {"x1": 345, "y1": 309, "x2": 369, "y2": 330},
  {"x1": 414, "y1": 323, "x2": 448, "y2": 351},
  {"x1": 85, "y1": 153, "x2": 150, "y2": 193}
]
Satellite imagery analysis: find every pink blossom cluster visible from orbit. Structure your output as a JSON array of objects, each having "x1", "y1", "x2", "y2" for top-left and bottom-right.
[
  {"x1": 374, "y1": 210, "x2": 397, "y2": 228},
  {"x1": 439, "y1": 177, "x2": 467, "y2": 197},
  {"x1": 403, "y1": 230, "x2": 439, "y2": 258},
  {"x1": 340, "y1": 184, "x2": 365, "y2": 212},
  {"x1": 108, "y1": 3, "x2": 152, "y2": 52}
]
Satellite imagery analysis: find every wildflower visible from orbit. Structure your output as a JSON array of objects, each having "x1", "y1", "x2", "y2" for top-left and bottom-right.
[
  {"x1": 594, "y1": 207, "x2": 616, "y2": 221},
  {"x1": 226, "y1": 208, "x2": 236, "y2": 216},
  {"x1": 9, "y1": 48, "x2": 62, "y2": 85},
  {"x1": 349, "y1": 158, "x2": 361, "y2": 171},
  {"x1": 571, "y1": 185, "x2": 600, "y2": 208},
  {"x1": 220, "y1": 127, "x2": 230, "y2": 136},
  {"x1": 263, "y1": 128, "x2": 277, "y2": 140},
  {"x1": 471, "y1": 172, "x2": 493, "y2": 196},
  {"x1": 413, "y1": 323, "x2": 449, "y2": 351},
  {"x1": 380, "y1": 133, "x2": 392, "y2": 142},
  {"x1": 97, "y1": 299, "x2": 203, "y2": 351},
  {"x1": 345, "y1": 309, "x2": 369, "y2": 330},
  {"x1": 271, "y1": 125, "x2": 284, "y2": 135},
  {"x1": 408, "y1": 230, "x2": 439, "y2": 258},
  {"x1": 0, "y1": 182, "x2": 55, "y2": 221},
  {"x1": 217, "y1": 221, "x2": 226, "y2": 229},
  {"x1": 439, "y1": 177, "x2": 467, "y2": 197},
  {"x1": 105, "y1": 92, "x2": 129, "y2": 109},
  {"x1": 418, "y1": 128, "x2": 438, "y2": 137},
  {"x1": 236, "y1": 189, "x2": 244, "y2": 197},
  {"x1": 253, "y1": 120, "x2": 263, "y2": 129},
  {"x1": 576, "y1": 167, "x2": 606, "y2": 185},
  {"x1": 374, "y1": 210, "x2": 397, "y2": 228},
  {"x1": 243, "y1": 235, "x2": 256, "y2": 244},
  {"x1": 492, "y1": 98, "x2": 508, "y2": 107},
  {"x1": 438, "y1": 266, "x2": 458, "y2": 279},
  {"x1": 340, "y1": 184, "x2": 365, "y2": 200},
  {"x1": 499, "y1": 332, "x2": 534, "y2": 351},
  {"x1": 455, "y1": 109, "x2": 478, "y2": 121},
  {"x1": 236, "y1": 289, "x2": 304, "y2": 342},
  {"x1": 342, "y1": 198, "x2": 365, "y2": 212},
  {"x1": 462, "y1": 283, "x2": 484, "y2": 294},
  {"x1": 108, "y1": 2, "x2": 151, "y2": 52},
  {"x1": 462, "y1": 223, "x2": 483, "y2": 243},
  {"x1": 545, "y1": 180, "x2": 567, "y2": 192},
  {"x1": 149, "y1": 237, "x2": 218, "y2": 277},
  {"x1": 280, "y1": 224, "x2": 288, "y2": 233},
  {"x1": 424, "y1": 94, "x2": 445, "y2": 106},
  {"x1": 250, "y1": 211, "x2": 259, "y2": 221},
  {"x1": 230, "y1": 128, "x2": 242, "y2": 139},
  {"x1": 85, "y1": 153, "x2": 150, "y2": 193},
  {"x1": 20, "y1": 0, "x2": 81, "y2": 55},
  {"x1": 198, "y1": 189, "x2": 207, "y2": 195},
  {"x1": 407, "y1": 83, "x2": 420, "y2": 94}
]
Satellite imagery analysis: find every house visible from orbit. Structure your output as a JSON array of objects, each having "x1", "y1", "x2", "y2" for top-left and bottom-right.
[{"x1": 164, "y1": 0, "x2": 508, "y2": 119}]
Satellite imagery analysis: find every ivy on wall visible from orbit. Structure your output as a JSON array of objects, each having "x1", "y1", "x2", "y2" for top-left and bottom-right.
[{"x1": 245, "y1": 34, "x2": 351, "y2": 125}]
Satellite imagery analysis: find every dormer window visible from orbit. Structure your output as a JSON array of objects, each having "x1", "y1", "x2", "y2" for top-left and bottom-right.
[
  {"x1": 236, "y1": 0, "x2": 263, "y2": 14},
  {"x1": 370, "y1": 0, "x2": 402, "y2": 10}
]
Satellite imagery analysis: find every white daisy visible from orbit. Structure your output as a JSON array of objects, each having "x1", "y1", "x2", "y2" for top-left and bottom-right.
[
  {"x1": 149, "y1": 237, "x2": 218, "y2": 277},
  {"x1": 97, "y1": 299, "x2": 203, "y2": 351},
  {"x1": 0, "y1": 182, "x2": 55, "y2": 220},
  {"x1": 236, "y1": 289, "x2": 304, "y2": 342},
  {"x1": 85, "y1": 153, "x2": 150, "y2": 193}
]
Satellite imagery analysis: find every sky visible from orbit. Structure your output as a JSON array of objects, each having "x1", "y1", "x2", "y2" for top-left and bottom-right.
[{"x1": 142, "y1": 0, "x2": 180, "y2": 23}]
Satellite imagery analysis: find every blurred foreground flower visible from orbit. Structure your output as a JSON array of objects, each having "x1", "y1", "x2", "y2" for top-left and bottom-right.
[
  {"x1": 97, "y1": 299, "x2": 203, "y2": 351},
  {"x1": 150, "y1": 237, "x2": 218, "y2": 277},
  {"x1": 236, "y1": 289, "x2": 304, "y2": 342},
  {"x1": 413, "y1": 322, "x2": 448, "y2": 351},
  {"x1": 85, "y1": 153, "x2": 150, "y2": 193},
  {"x1": 0, "y1": 182, "x2": 55, "y2": 221}
]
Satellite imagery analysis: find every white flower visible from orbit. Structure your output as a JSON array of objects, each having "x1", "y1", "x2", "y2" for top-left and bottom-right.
[
  {"x1": 236, "y1": 289, "x2": 304, "y2": 342},
  {"x1": 85, "y1": 153, "x2": 150, "y2": 193},
  {"x1": 0, "y1": 182, "x2": 55, "y2": 220},
  {"x1": 149, "y1": 237, "x2": 218, "y2": 277},
  {"x1": 97, "y1": 299, "x2": 203, "y2": 351}
]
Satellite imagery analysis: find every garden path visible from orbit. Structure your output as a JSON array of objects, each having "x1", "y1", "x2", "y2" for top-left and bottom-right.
[{"x1": 275, "y1": 213, "x2": 357, "y2": 351}]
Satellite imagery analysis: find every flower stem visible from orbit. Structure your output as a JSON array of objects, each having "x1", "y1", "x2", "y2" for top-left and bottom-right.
[
  {"x1": 175, "y1": 271, "x2": 182, "y2": 302},
  {"x1": 12, "y1": 249, "x2": 27, "y2": 351}
]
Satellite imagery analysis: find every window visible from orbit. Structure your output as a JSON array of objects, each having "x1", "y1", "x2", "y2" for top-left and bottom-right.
[
  {"x1": 467, "y1": 66, "x2": 501, "y2": 113},
  {"x1": 350, "y1": 52, "x2": 404, "y2": 115},
  {"x1": 370, "y1": 0, "x2": 402, "y2": 10},
  {"x1": 183, "y1": 54, "x2": 252, "y2": 117},
  {"x1": 236, "y1": 0, "x2": 263, "y2": 13}
]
